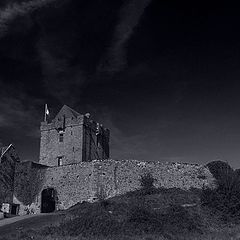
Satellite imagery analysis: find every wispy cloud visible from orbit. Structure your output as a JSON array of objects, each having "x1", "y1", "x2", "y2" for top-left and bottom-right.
[
  {"x1": 98, "y1": 111, "x2": 163, "y2": 160},
  {"x1": 0, "y1": 94, "x2": 42, "y2": 138},
  {"x1": 98, "y1": 0, "x2": 152, "y2": 74},
  {"x1": 37, "y1": 37, "x2": 87, "y2": 104},
  {"x1": 0, "y1": 0, "x2": 58, "y2": 38}
]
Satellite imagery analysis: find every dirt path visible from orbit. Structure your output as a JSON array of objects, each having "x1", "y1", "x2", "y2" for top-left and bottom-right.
[
  {"x1": 0, "y1": 212, "x2": 66, "y2": 237},
  {"x1": 0, "y1": 213, "x2": 49, "y2": 227}
]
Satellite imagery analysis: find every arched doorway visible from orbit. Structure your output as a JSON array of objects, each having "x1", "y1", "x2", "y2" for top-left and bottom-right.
[{"x1": 41, "y1": 188, "x2": 56, "y2": 213}]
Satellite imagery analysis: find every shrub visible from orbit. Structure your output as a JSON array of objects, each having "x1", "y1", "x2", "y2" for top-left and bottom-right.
[
  {"x1": 201, "y1": 161, "x2": 240, "y2": 222},
  {"x1": 139, "y1": 173, "x2": 156, "y2": 194},
  {"x1": 95, "y1": 183, "x2": 107, "y2": 201},
  {"x1": 207, "y1": 160, "x2": 234, "y2": 182}
]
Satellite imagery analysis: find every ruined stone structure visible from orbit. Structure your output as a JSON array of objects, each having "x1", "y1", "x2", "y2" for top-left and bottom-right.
[{"x1": 0, "y1": 105, "x2": 215, "y2": 215}]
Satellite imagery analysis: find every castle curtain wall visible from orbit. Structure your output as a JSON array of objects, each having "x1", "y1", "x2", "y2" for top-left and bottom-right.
[
  {"x1": 41, "y1": 163, "x2": 94, "y2": 210},
  {"x1": 92, "y1": 160, "x2": 215, "y2": 198},
  {"x1": 13, "y1": 162, "x2": 94, "y2": 214},
  {"x1": 13, "y1": 159, "x2": 215, "y2": 215}
]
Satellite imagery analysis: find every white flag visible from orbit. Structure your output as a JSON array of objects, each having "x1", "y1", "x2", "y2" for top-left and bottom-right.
[{"x1": 45, "y1": 104, "x2": 49, "y2": 115}]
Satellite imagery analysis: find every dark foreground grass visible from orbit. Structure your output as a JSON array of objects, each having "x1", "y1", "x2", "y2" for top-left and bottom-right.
[
  {"x1": 4, "y1": 202, "x2": 240, "y2": 240},
  {"x1": 4, "y1": 203, "x2": 203, "y2": 240},
  {"x1": 0, "y1": 188, "x2": 207, "y2": 240},
  {"x1": 2, "y1": 184, "x2": 240, "y2": 240}
]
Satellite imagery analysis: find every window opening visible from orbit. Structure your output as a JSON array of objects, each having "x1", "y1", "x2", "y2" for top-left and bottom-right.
[
  {"x1": 58, "y1": 156, "x2": 63, "y2": 166},
  {"x1": 59, "y1": 133, "x2": 64, "y2": 142}
]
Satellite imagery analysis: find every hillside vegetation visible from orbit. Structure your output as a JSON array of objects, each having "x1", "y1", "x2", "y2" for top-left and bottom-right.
[{"x1": 2, "y1": 161, "x2": 240, "y2": 240}]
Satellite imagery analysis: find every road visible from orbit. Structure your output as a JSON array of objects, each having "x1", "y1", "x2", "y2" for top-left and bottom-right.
[{"x1": 0, "y1": 212, "x2": 66, "y2": 237}]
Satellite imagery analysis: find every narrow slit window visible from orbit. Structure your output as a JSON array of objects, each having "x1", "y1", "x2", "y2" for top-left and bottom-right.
[
  {"x1": 97, "y1": 134, "x2": 101, "y2": 147},
  {"x1": 58, "y1": 156, "x2": 63, "y2": 166},
  {"x1": 59, "y1": 133, "x2": 64, "y2": 142}
]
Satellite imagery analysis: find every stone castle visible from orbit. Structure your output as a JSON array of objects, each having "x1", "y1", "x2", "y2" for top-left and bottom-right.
[
  {"x1": 40, "y1": 105, "x2": 110, "y2": 166},
  {"x1": 0, "y1": 105, "x2": 215, "y2": 215}
]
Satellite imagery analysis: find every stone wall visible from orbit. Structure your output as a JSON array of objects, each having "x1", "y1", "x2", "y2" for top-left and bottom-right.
[
  {"x1": 40, "y1": 116, "x2": 84, "y2": 166},
  {"x1": 13, "y1": 161, "x2": 94, "y2": 214},
  {"x1": 41, "y1": 163, "x2": 94, "y2": 210},
  {"x1": 13, "y1": 161, "x2": 48, "y2": 215},
  {"x1": 13, "y1": 159, "x2": 215, "y2": 215},
  {"x1": 0, "y1": 145, "x2": 19, "y2": 205},
  {"x1": 91, "y1": 160, "x2": 215, "y2": 198}
]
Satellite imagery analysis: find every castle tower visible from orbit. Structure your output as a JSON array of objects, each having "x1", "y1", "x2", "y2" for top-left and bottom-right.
[{"x1": 39, "y1": 105, "x2": 110, "y2": 166}]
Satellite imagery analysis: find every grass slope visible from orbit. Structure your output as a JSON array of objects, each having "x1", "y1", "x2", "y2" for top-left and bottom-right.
[{"x1": 1, "y1": 187, "x2": 240, "y2": 240}]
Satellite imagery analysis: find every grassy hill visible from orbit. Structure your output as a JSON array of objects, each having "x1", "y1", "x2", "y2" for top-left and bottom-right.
[
  {"x1": 1, "y1": 187, "x2": 240, "y2": 240},
  {"x1": 2, "y1": 162, "x2": 240, "y2": 240}
]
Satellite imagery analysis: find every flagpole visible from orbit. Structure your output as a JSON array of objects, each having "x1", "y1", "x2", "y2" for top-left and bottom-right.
[{"x1": 44, "y1": 104, "x2": 47, "y2": 122}]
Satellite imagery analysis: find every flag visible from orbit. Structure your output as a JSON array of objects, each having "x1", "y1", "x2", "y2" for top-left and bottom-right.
[
  {"x1": 45, "y1": 104, "x2": 49, "y2": 115},
  {"x1": 44, "y1": 104, "x2": 50, "y2": 121},
  {"x1": 96, "y1": 123, "x2": 100, "y2": 135}
]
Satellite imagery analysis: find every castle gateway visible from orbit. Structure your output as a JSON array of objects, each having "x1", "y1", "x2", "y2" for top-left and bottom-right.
[{"x1": 0, "y1": 105, "x2": 215, "y2": 215}]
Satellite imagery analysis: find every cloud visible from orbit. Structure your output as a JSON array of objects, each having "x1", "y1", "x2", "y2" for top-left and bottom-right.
[
  {"x1": 36, "y1": 36, "x2": 87, "y2": 105},
  {"x1": 97, "y1": 111, "x2": 163, "y2": 161},
  {"x1": 0, "y1": 93, "x2": 43, "y2": 138},
  {"x1": 98, "y1": 0, "x2": 152, "y2": 74},
  {"x1": 0, "y1": 0, "x2": 152, "y2": 105},
  {"x1": 105, "y1": 119, "x2": 148, "y2": 159},
  {"x1": 0, "y1": 0, "x2": 59, "y2": 38}
]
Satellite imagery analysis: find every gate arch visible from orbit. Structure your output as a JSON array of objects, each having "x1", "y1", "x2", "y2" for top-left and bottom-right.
[{"x1": 41, "y1": 188, "x2": 56, "y2": 213}]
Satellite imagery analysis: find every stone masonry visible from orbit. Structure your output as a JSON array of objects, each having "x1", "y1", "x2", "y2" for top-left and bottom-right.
[
  {"x1": 0, "y1": 144, "x2": 20, "y2": 204},
  {"x1": 40, "y1": 105, "x2": 110, "y2": 166}
]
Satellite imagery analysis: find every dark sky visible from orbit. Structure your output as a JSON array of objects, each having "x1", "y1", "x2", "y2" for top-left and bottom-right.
[{"x1": 0, "y1": 1, "x2": 240, "y2": 168}]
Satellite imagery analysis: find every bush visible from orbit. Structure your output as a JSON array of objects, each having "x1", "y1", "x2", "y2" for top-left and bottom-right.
[
  {"x1": 94, "y1": 183, "x2": 111, "y2": 209},
  {"x1": 139, "y1": 173, "x2": 156, "y2": 194},
  {"x1": 201, "y1": 161, "x2": 240, "y2": 222},
  {"x1": 95, "y1": 183, "x2": 107, "y2": 201},
  {"x1": 207, "y1": 160, "x2": 234, "y2": 182}
]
